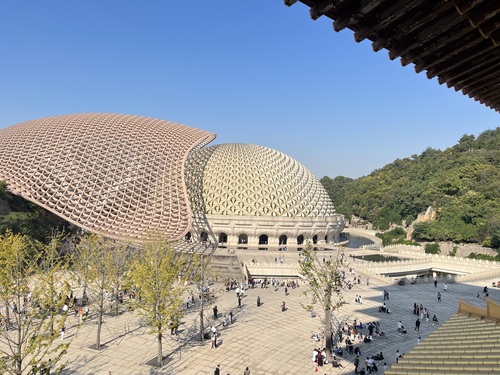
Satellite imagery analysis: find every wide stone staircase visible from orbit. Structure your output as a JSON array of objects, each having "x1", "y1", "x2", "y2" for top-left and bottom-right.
[{"x1": 209, "y1": 253, "x2": 243, "y2": 280}]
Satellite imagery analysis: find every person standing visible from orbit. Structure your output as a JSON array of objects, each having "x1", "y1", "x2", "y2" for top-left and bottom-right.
[
  {"x1": 437, "y1": 292, "x2": 442, "y2": 302},
  {"x1": 214, "y1": 364, "x2": 221, "y2": 375},
  {"x1": 244, "y1": 366, "x2": 250, "y2": 375},
  {"x1": 257, "y1": 295, "x2": 261, "y2": 307},
  {"x1": 434, "y1": 280, "x2": 437, "y2": 288},
  {"x1": 213, "y1": 305, "x2": 218, "y2": 319},
  {"x1": 354, "y1": 355, "x2": 360, "y2": 373},
  {"x1": 415, "y1": 318, "x2": 420, "y2": 331},
  {"x1": 60, "y1": 326, "x2": 66, "y2": 341},
  {"x1": 444, "y1": 282, "x2": 448, "y2": 291},
  {"x1": 211, "y1": 333, "x2": 217, "y2": 349},
  {"x1": 238, "y1": 296, "x2": 242, "y2": 308}
]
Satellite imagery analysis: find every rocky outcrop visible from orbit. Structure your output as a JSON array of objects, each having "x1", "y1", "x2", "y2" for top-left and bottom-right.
[
  {"x1": 406, "y1": 206, "x2": 437, "y2": 240},
  {"x1": 348, "y1": 215, "x2": 374, "y2": 230}
]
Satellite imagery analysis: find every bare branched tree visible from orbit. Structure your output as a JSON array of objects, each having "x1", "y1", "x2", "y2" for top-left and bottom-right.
[{"x1": 299, "y1": 242, "x2": 346, "y2": 362}]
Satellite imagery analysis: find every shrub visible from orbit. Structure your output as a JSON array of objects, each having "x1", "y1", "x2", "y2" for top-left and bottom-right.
[{"x1": 425, "y1": 243, "x2": 440, "y2": 254}]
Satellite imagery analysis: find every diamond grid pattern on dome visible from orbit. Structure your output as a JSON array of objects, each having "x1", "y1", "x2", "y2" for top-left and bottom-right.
[
  {"x1": 185, "y1": 144, "x2": 337, "y2": 217},
  {"x1": 0, "y1": 113, "x2": 215, "y2": 242}
]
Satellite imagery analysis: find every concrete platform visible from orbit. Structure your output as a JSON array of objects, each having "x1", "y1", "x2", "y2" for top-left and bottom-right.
[{"x1": 58, "y1": 249, "x2": 499, "y2": 375}]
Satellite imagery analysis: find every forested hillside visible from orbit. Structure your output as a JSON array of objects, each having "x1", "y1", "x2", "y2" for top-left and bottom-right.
[
  {"x1": 321, "y1": 128, "x2": 500, "y2": 249},
  {"x1": 0, "y1": 181, "x2": 71, "y2": 244}
]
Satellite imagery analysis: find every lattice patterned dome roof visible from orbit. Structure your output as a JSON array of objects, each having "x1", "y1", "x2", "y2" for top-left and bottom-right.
[
  {"x1": 185, "y1": 143, "x2": 337, "y2": 217},
  {"x1": 0, "y1": 113, "x2": 216, "y2": 242}
]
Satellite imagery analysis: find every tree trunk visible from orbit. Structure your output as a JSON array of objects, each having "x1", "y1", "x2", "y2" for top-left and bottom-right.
[
  {"x1": 16, "y1": 303, "x2": 22, "y2": 375},
  {"x1": 5, "y1": 304, "x2": 10, "y2": 331},
  {"x1": 157, "y1": 332, "x2": 163, "y2": 367},
  {"x1": 200, "y1": 292, "x2": 204, "y2": 342},
  {"x1": 97, "y1": 310, "x2": 102, "y2": 351},
  {"x1": 114, "y1": 297, "x2": 119, "y2": 317},
  {"x1": 199, "y1": 255, "x2": 205, "y2": 343},
  {"x1": 324, "y1": 308, "x2": 333, "y2": 362}
]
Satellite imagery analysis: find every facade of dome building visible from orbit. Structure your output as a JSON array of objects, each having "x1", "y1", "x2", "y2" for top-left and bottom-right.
[
  {"x1": 0, "y1": 113, "x2": 215, "y2": 242},
  {"x1": 0, "y1": 114, "x2": 344, "y2": 248},
  {"x1": 185, "y1": 143, "x2": 345, "y2": 248}
]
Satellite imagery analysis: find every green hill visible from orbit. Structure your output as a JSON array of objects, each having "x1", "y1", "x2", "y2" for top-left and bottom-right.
[{"x1": 321, "y1": 128, "x2": 500, "y2": 249}]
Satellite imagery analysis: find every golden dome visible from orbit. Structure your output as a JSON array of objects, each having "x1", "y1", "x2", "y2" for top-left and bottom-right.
[{"x1": 186, "y1": 143, "x2": 337, "y2": 217}]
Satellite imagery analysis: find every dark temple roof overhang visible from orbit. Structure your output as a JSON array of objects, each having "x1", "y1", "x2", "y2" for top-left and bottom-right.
[{"x1": 285, "y1": 0, "x2": 500, "y2": 113}]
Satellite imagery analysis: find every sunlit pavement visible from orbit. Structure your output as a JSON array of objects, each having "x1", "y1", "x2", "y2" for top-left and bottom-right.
[{"x1": 59, "y1": 249, "x2": 498, "y2": 375}]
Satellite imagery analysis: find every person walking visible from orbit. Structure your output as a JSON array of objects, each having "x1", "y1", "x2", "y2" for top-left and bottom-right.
[
  {"x1": 244, "y1": 366, "x2": 250, "y2": 375},
  {"x1": 434, "y1": 280, "x2": 437, "y2": 288},
  {"x1": 257, "y1": 295, "x2": 261, "y2": 307},
  {"x1": 211, "y1": 333, "x2": 217, "y2": 349},
  {"x1": 437, "y1": 292, "x2": 442, "y2": 302},
  {"x1": 60, "y1": 326, "x2": 66, "y2": 341},
  {"x1": 214, "y1": 364, "x2": 221, "y2": 375},
  {"x1": 415, "y1": 318, "x2": 420, "y2": 331}
]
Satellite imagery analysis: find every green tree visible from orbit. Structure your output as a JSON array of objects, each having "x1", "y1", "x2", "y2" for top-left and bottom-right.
[
  {"x1": 424, "y1": 243, "x2": 440, "y2": 254},
  {"x1": 185, "y1": 252, "x2": 221, "y2": 343},
  {"x1": 128, "y1": 235, "x2": 186, "y2": 367},
  {"x1": 299, "y1": 242, "x2": 346, "y2": 362},
  {"x1": 107, "y1": 243, "x2": 131, "y2": 317},
  {"x1": 72, "y1": 234, "x2": 128, "y2": 350},
  {"x1": 0, "y1": 231, "x2": 69, "y2": 375}
]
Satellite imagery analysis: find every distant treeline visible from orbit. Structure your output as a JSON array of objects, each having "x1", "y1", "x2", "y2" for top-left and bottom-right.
[{"x1": 321, "y1": 128, "x2": 500, "y2": 249}]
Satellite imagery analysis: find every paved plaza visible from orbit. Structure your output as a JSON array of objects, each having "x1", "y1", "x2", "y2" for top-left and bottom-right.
[{"x1": 58, "y1": 248, "x2": 499, "y2": 375}]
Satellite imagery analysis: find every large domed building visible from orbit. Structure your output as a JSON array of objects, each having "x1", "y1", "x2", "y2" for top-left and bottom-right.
[
  {"x1": 0, "y1": 113, "x2": 344, "y2": 247},
  {"x1": 185, "y1": 143, "x2": 344, "y2": 248}
]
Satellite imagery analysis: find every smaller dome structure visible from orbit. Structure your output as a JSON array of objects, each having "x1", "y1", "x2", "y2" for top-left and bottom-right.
[{"x1": 185, "y1": 143, "x2": 345, "y2": 248}]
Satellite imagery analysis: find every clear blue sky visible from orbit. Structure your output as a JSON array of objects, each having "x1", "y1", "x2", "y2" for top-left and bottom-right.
[{"x1": 1, "y1": 1, "x2": 498, "y2": 179}]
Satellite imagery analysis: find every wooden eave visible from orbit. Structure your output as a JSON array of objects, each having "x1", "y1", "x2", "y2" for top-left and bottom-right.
[{"x1": 285, "y1": 0, "x2": 500, "y2": 113}]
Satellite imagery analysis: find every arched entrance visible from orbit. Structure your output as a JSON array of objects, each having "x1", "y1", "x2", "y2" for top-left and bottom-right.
[
  {"x1": 238, "y1": 234, "x2": 248, "y2": 244},
  {"x1": 218, "y1": 233, "x2": 228, "y2": 244},
  {"x1": 297, "y1": 235, "x2": 304, "y2": 245},
  {"x1": 313, "y1": 235, "x2": 318, "y2": 244},
  {"x1": 259, "y1": 234, "x2": 268, "y2": 245},
  {"x1": 200, "y1": 232, "x2": 208, "y2": 242},
  {"x1": 279, "y1": 235, "x2": 288, "y2": 245}
]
